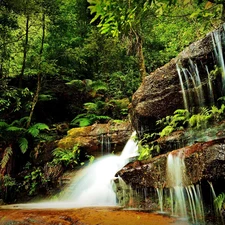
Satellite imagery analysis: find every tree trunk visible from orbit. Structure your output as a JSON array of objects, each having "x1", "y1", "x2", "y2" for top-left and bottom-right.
[
  {"x1": 26, "y1": 13, "x2": 45, "y2": 128},
  {"x1": 138, "y1": 38, "x2": 146, "y2": 81},
  {"x1": 19, "y1": 14, "x2": 30, "y2": 88}
]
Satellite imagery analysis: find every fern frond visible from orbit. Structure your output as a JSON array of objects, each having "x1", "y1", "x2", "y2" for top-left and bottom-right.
[
  {"x1": 27, "y1": 127, "x2": 39, "y2": 137},
  {"x1": 19, "y1": 137, "x2": 28, "y2": 154},
  {"x1": 0, "y1": 121, "x2": 8, "y2": 128},
  {"x1": 214, "y1": 192, "x2": 225, "y2": 211},
  {"x1": 38, "y1": 94, "x2": 56, "y2": 101},
  {"x1": 6, "y1": 126, "x2": 24, "y2": 132},
  {"x1": 38, "y1": 133, "x2": 55, "y2": 141},
  {"x1": 160, "y1": 125, "x2": 174, "y2": 137},
  {"x1": 71, "y1": 117, "x2": 92, "y2": 127},
  {"x1": 91, "y1": 80, "x2": 108, "y2": 92},
  {"x1": 27, "y1": 123, "x2": 49, "y2": 137},
  {"x1": 1, "y1": 146, "x2": 13, "y2": 169},
  {"x1": 84, "y1": 102, "x2": 98, "y2": 112},
  {"x1": 32, "y1": 123, "x2": 49, "y2": 131}
]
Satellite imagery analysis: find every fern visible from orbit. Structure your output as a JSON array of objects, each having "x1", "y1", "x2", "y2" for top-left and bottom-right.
[
  {"x1": 38, "y1": 94, "x2": 56, "y2": 101},
  {"x1": 71, "y1": 113, "x2": 111, "y2": 127},
  {"x1": 0, "y1": 121, "x2": 8, "y2": 128},
  {"x1": 52, "y1": 145, "x2": 80, "y2": 167},
  {"x1": 27, "y1": 127, "x2": 39, "y2": 137},
  {"x1": 19, "y1": 137, "x2": 29, "y2": 154},
  {"x1": 10, "y1": 117, "x2": 29, "y2": 127},
  {"x1": 32, "y1": 123, "x2": 49, "y2": 131},
  {"x1": 1, "y1": 146, "x2": 13, "y2": 169},
  {"x1": 90, "y1": 80, "x2": 108, "y2": 92},
  {"x1": 160, "y1": 125, "x2": 175, "y2": 137},
  {"x1": 6, "y1": 126, "x2": 25, "y2": 132},
  {"x1": 214, "y1": 192, "x2": 225, "y2": 211},
  {"x1": 27, "y1": 123, "x2": 49, "y2": 137}
]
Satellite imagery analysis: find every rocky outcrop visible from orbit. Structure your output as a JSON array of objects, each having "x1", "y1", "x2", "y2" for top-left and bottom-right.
[
  {"x1": 57, "y1": 121, "x2": 133, "y2": 156},
  {"x1": 131, "y1": 26, "x2": 224, "y2": 136},
  {"x1": 116, "y1": 137, "x2": 225, "y2": 189}
]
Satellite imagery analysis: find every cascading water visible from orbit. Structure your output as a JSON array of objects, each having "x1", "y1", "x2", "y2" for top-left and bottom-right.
[
  {"x1": 58, "y1": 131, "x2": 139, "y2": 207},
  {"x1": 166, "y1": 152, "x2": 205, "y2": 224}
]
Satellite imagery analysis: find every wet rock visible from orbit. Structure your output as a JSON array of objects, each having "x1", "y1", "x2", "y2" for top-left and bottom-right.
[
  {"x1": 56, "y1": 121, "x2": 133, "y2": 156},
  {"x1": 131, "y1": 26, "x2": 223, "y2": 137},
  {"x1": 116, "y1": 138, "x2": 225, "y2": 189}
]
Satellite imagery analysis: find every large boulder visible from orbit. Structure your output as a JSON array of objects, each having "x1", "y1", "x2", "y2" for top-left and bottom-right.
[{"x1": 131, "y1": 26, "x2": 224, "y2": 136}]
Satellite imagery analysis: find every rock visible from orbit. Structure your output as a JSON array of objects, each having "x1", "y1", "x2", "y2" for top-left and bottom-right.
[
  {"x1": 116, "y1": 137, "x2": 225, "y2": 189},
  {"x1": 131, "y1": 26, "x2": 223, "y2": 137},
  {"x1": 56, "y1": 121, "x2": 133, "y2": 156}
]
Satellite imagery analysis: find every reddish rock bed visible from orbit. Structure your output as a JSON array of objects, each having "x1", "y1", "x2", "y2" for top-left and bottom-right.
[{"x1": 0, "y1": 206, "x2": 189, "y2": 225}]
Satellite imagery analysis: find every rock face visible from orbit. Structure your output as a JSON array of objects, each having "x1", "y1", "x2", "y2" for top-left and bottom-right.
[
  {"x1": 116, "y1": 138, "x2": 225, "y2": 189},
  {"x1": 131, "y1": 26, "x2": 223, "y2": 136},
  {"x1": 57, "y1": 121, "x2": 133, "y2": 156}
]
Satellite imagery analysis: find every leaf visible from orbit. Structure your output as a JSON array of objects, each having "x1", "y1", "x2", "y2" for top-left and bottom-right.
[
  {"x1": 0, "y1": 121, "x2": 8, "y2": 128},
  {"x1": 32, "y1": 123, "x2": 49, "y2": 131},
  {"x1": 6, "y1": 126, "x2": 24, "y2": 132},
  {"x1": 205, "y1": 1, "x2": 213, "y2": 9},
  {"x1": 19, "y1": 137, "x2": 28, "y2": 154},
  {"x1": 27, "y1": 127, "x2": 39, "y2": 137},
  {"x1": 1, "y1": 146, "x2": 13, "y2": 169}
]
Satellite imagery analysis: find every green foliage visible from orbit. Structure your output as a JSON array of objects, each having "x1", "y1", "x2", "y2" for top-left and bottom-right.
[
  {"x1": 0, "y1": 119, "x2": 49, "y2": 157},
  {"x1": 138, "y1": 144, "x2": 160, "y2": 160},
  {"x1": 1, "y1": 175, "x2": 16, "y2": 187},
  {"x1": 27, "y1": 123, "x2": 49, "y2": 137},
  {"x1": 71, "y1": 113, "x2": 111, "y2": 127},
  {"x1": 158, "y1": 109, "x2": 189, "y2": 137},
  {"x1": 18, "y1": 137, "x2": 29, "y2": 154},
  {"x1": 214, "y1": 192, "x2": 225, "y2": 212},
  {"x1": 52, "y1": 144, "x2": 81, "y2": 167},
  {"x1": 23, "y1": 167, "x2": 48, "y2": 196},
  {"x1": 189, "y1": 107, "x2": 211, "y2": 129},
  {"x1": 137, "y1": 133, "x2": 160, "y2": 160}
]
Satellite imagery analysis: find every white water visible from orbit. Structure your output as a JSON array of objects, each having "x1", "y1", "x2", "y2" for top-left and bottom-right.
[
  {"x1": 14, "y1": 131, "x2": 138, "y2": 209},
  {"x1": 166, "y1": 152, "x2": 205, "y2": 223},
  {"x1": 60, "y1": 131, "x2": 138, "y2": 207}
]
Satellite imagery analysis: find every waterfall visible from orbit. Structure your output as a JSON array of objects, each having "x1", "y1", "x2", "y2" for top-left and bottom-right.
[
  {"x1": 58, "y1": 131, "x2": 139, "y2": 207},
  {"x1": 166, "y1": 152, "x2": 205, "y2": 223},
  {"x1": 100, "y1": 133, "x2": 111, "y2": 155},
  {"x1": 176, "y1": 59, "x2": 206, "y2": 110},
  {"x1": 211, "y1": 28, "x2": 225, "y2": 92},
  {"x1": 177, "y1": 64, "x2": 189, "y2": 110},
  {"x1": 167, "y1": 152, "x2": 188, "y2": 218}
]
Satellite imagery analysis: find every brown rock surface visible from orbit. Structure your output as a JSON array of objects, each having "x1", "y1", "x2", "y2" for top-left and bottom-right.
[
  {"x1": 116, "y1": 138, "x2": 225, "y2": 189},
  {"x1": 57, "y1": 121, "x2": 133, "y2": 155},
  {"x1": 0, "y1": 206, "x2": 189, "y2": 225},
  {"x1": 131, "y1": 27, "x2": 221, "y2": 136}
]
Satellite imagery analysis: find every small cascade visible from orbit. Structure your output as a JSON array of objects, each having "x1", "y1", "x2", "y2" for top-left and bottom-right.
[
  {"x1": 156, "y1": 187, "x2": 164, "y2": 213},
  {"x1": 100, "y1": 133, "x2": 111, "y2": 155},
  {"x1": 205, "y1": 65, "x2": 215, "y2": 105},
  {"x1": 59, "y1": 131, "x2": 138, "y2": 207},
  {"x1": 166, "y1": 152, "x2": 205, "y2": 223},
  {"x1": 176, "y1": 59, "x2": 206, "y2": 110},
  {"x1": 208, "y1": 181, "x2": 225, "y2": 225},
  {"x1": 211, "y1": 28, "x2": 225, "y2": 91},
  {"x1": 177, "y1": 64, "x2": 189, "y2": 110}
]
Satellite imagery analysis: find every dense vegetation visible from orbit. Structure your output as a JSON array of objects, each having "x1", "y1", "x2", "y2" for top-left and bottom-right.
[{"x1": 0, "y1": 0, "x2": 224, "y2": 202}]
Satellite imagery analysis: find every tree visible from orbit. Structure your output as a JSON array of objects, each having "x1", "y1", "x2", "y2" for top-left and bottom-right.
[{"x1": 87, "y1": 0, "x2": 156, "y2": 79}]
